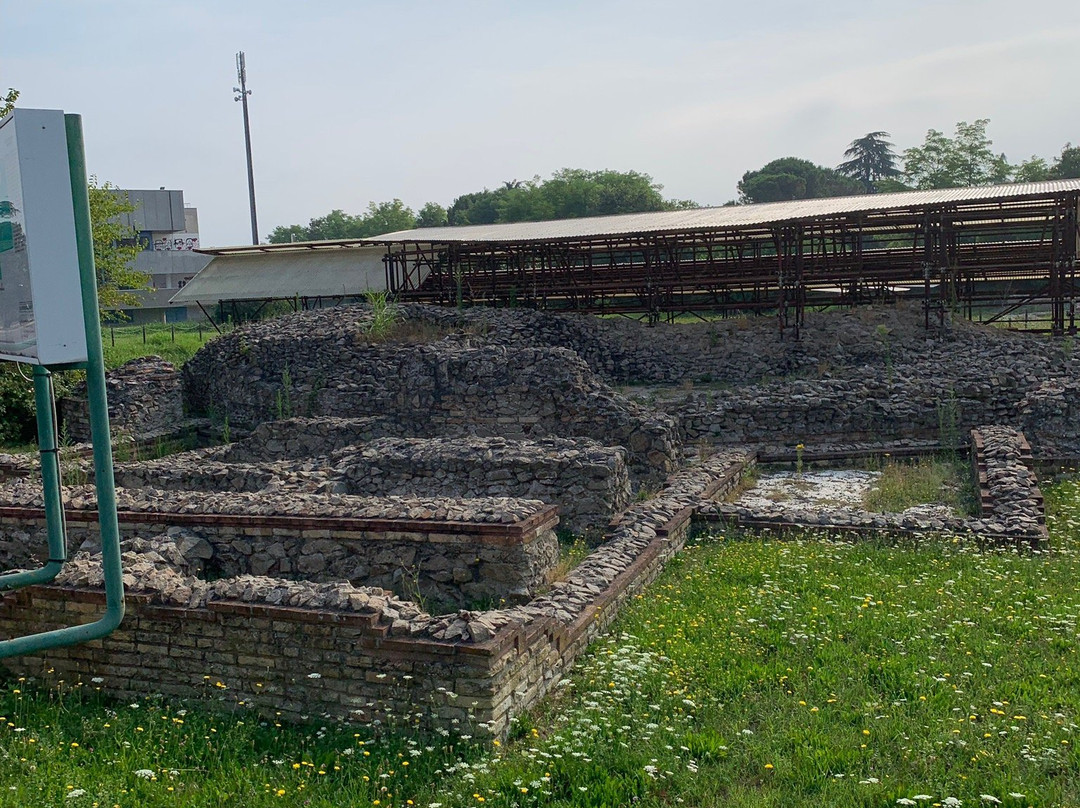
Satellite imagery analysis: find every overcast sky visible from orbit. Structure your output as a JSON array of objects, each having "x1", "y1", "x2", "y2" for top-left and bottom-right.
[{"x1": 4, "y1": 0, "x2": 1079, "y2": 246}]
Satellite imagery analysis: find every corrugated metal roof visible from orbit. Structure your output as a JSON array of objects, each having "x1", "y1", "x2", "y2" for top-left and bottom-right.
[
  {"x1": 363, "y1": 179, "x2": 1080, "y2": 245},
  {"x1": 169, "y1": 246, "x2": 387, "y2": 304},
  {"x1": 196, "y1": 239, "x2": 375, "y2": 256}
]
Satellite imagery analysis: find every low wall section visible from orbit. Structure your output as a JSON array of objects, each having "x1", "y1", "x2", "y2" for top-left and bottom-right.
[
  {"x1": 60, "y1": 356, "x2": 184, "y2": 442},
  {"x1": 0, "y1": 488, "x2": 559, "y2": 609},
  {"x1": 0, "y1": 450, "x2": 754, "y2": 738},
  {"x1": 104, "y1": 434, "x2": 632, "y2": 536}
]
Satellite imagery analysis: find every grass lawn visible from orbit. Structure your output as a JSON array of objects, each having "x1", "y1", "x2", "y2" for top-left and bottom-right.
[
  {"x1": 4, "y1": 481, "x2": 1080, "y2": 806},
  {"x1": 101, "y1": 322, "x2": 220, "y2": 369}
]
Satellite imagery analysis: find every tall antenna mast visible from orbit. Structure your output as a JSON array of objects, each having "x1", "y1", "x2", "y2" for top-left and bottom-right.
[{"x1": 234, "y1": 51, "x2": 259, "y2": 245}]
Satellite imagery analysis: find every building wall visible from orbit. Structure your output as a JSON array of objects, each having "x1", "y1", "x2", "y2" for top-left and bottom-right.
[{"x1": 107, "y1": 188, "x2": 210, "y2": 322}]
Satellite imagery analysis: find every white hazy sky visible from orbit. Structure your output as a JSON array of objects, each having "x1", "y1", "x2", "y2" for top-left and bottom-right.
[{"x1": 4, "y1": 0, "x2": 1079, "y2": 246}]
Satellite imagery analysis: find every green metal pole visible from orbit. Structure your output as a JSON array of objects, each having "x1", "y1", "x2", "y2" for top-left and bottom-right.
[
  {"x1": 0, "y1": 368, "x2": 67, "y2": 590},
  {"x1": 0, "y1": 113, "x2": 124, "y2": 658}
]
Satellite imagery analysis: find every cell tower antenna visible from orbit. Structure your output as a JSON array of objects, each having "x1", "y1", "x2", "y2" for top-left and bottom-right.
[{"x1": 233, "y1": 51, "x2": 259, "y2": 245}]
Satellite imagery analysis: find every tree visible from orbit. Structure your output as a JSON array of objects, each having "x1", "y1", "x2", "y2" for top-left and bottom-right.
[
  {"x1": 737, "y1": 157, "x2": 864, "y2": 204},
  {"x1": 274, "y1": 168, "x2": 699, "y2": 236},
  {"x1": 267, "y1": 201, "x2": 419, "y2": 243},
  {"x1": 903, "y1": 119, "x2": 1012, "y2": 189},
  {"x1": 88, "y1": 178, "x2": 151, "y2": 316},
  {"x1": 266, "y1": 223, "x2": 309, "y2": 243},
  {"x1": 531, "y1": 168, "x2": 671, "y2": 220},
  {"x1": 302, "y1": 209, "x2": 364, "y2": 240},
  {"x1": 1013, "y1": 156, "x2": 1052, "y2": 182},
  {"x1": 416, "y1": 201, "x2": 448, "y2": 228},
  {"x1": 0, "y1": 88, "x2": 17, "y2": 118},
  {"x1": 448, "y1": 189, "x2": 508, "y2": 226},
  {"x1": 1050, "y1": 144, "x2": 1080, "y2": 179},
  {"x1": 358, "y1": 199, "x2": 416, "y2": 236},
  {"x1": 837, "y1": 131, "x2": 901, "y2": 192}
]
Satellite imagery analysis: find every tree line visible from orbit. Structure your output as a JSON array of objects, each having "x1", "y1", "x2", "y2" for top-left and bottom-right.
[
  {"x1": 271, "y1": 119, "x2": 1079, "y2": 242},
  {"x1": 739, "y1": 120, "x2": 1080, "y2": 204},
  {"x1": 267, "y1": 168, "x2": 698, "y2": 243}
]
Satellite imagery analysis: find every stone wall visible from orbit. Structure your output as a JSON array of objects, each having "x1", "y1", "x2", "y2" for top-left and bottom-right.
[
  {"x1": 347, "y1": 301, "x2": 1071, "y2": 388},
  {"x1": 699, "y1": 428, "x2": 1048, "y2": 548},
  {"x1": 0, "y1": 483, "x2": 559, "y2": 609},
  {"x1": 60, "y1": 356, "x2": 184, "y2": 442},
  {"x1": 179, "y1": 303, "x2": 1080, "y2": 466},
  {"x1": 182, "y1": 312, "x2": 680, "y2": 480},
  {"x1": 971, "y1": 426, "x2": 1047, "y2": 547},
  {"x1": 0, "y1": 449, "x2": 754, "y2": 738},
  {"x1": 330, "y1": 436, "x2": 630, "y2": 536},
  {"x1": 1017, "y1": 378, "x2": 1080, "y2": 456},
  {"x1": 220, "y1": 417, "x2": 407, "y2": 462},
  {"x1": 675, "y1": 374, "x2": 1014, "y2": 446},
  {"x1": 95, "y1": 433, "x2": 630, "y2": 535}
]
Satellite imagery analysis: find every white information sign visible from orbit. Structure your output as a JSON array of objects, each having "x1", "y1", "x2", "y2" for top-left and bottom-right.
[{"x1": 0, "y1": 109, "x2": 87, "y2": 365}]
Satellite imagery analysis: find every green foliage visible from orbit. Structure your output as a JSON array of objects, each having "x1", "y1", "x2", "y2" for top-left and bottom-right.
[
  {"x1": 269, "y1": 169, "x2": 699, "y2": 241},
  {"x1": 0, "y1": 88, "x2": 17, "y2": 118},
  {"x1": 415, "y1": 201, "x2": 448, "y2": 228},
  {"x1": 88, "y1": 178, "x2": 152, "y2": 314},
  {"x1": 863, "y1": 455, "x2": 971, "y2": 514},
  {"x1": 903, "y1": 119, "x2": 1012, "y2": 189},
  {"x1": 360, "y1": 199, "x2": 418, "y2": 236},
  {"x1": 492, "y1": 168, "x2": 678, "y2": 221},
  {"x1": 266, "y1": 200, "x2": 417, "y2": 243},
  {"x1": 1013, "y1": 155, "x2": 1052, "y2": 182},
  {"x1": 1051, "y1": 143, "x2": 1080, "y2": 179},
  {"x1": 362, "y1": 289, "x2": 401, "y2": 339},
  {"x1": 737, "y1": 157, "x2": 864, "y2": 204},
  {"x1": 0, "y1": 365, "x2": 37, "y2": 445},
  {"x1": 454, "y1": 168, "x2": 679, "y2": 225},
  {"x1": 1012, "y1": 145, "x2": 1080, "y2": 182},
  {"x1": 836, "y1": 131, "x2": 901, "y2": 191}
]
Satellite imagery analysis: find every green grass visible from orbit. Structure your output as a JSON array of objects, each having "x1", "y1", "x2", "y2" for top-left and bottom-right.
[
  {"x1": 0, "y1": 680, "x2": 482, "y2": 807},
  {"x1": 101, "y1": 322, "x2": 220, "y2": 369},
  {"x1": 6, "y1": 481, "x2": 1080, "y2": 806},
  {"x1": 864, "y1": 455, "x2": 975, "y2": 515}
]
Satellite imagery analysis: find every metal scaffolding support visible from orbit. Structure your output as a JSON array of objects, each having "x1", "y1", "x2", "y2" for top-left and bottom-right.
[{"x1": 375, "y1": 188, "x2": 1080, "y2": 332}]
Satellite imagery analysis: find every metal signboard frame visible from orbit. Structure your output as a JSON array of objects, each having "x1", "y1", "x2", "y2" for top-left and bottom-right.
[{"x1": 0, "y1": 110, "x2": 124, "y2": 658}]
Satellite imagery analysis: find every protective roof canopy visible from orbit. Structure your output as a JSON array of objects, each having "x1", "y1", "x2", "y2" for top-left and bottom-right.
[
  {"x1": 168, "y1": 245, "x2": 386, "y2": 305},
  {"x1": 364, "y1": 179, "x2": 1080, "y2": 245}
]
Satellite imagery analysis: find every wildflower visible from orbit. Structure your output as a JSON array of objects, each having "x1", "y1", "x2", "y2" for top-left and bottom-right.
[
  {"x1": 943, "y1": 799, "x2": 962, "y2": 807},
  {"x1": 980, "y1": 797, "x2": 1002, "y2": 805},
  {"x1": 66, "y1": 790, "x2": 86, "y2": 800},
  {"x1": 307, "y1": 673, "x2": 322, "y2": 680},
  {"x1": 897, "y1": 800, "x2": 917, "y2": 806},
  {"x1": 134, "y1": 770, "x2": 154, "y2": 780}
]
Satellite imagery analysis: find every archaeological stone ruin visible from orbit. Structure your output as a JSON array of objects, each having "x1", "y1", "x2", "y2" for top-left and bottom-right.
[{"x1": 0, "y1": 301, "x2": 1073, "y2": 736}]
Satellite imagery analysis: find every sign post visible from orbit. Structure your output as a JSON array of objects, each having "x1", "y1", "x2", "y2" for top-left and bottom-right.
[{"x1": 0, "y1": 109, "x2": 124, "y2": 658}]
